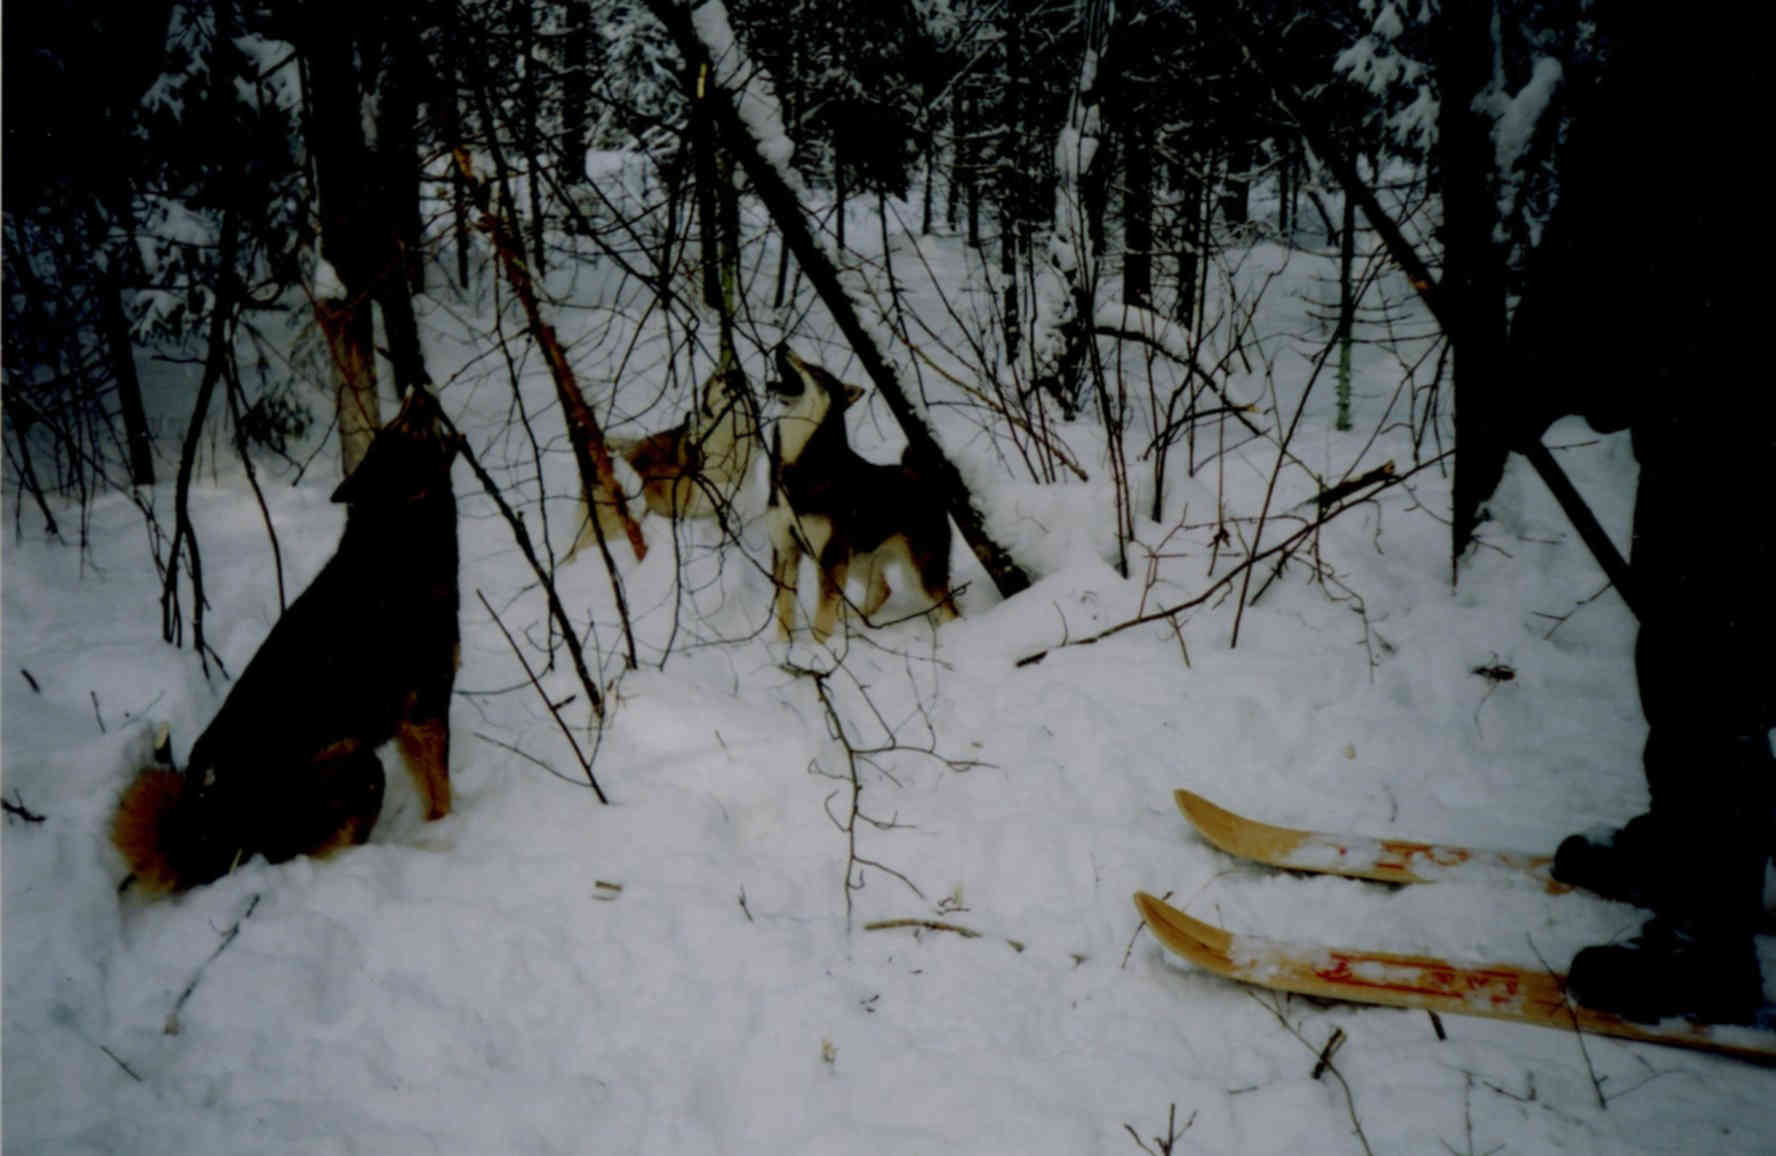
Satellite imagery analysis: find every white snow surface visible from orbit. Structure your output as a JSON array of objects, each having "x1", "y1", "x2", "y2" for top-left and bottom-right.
[{"x1": 6, "y1": 189, "x2": 1776, "y2": 1156}]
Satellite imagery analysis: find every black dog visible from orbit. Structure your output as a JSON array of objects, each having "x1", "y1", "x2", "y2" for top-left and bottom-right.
[{"x1": 113, "y1": 388, "x2": 461, "y2": 892}]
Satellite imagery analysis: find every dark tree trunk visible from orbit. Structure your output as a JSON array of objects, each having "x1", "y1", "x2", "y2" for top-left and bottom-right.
[
  {"x1": 958, "y1": 87, "x2": 980, "y2": 247},
  {"x1": 437, "y1": 10, "x2": 471, "y2": 287},
  {"x1": 1174, "y1": 154, "x2": 1205, "y2": 326},
  {"x1": 1219, "y1": 135, "x2": 1251, "y2": 225},
  {"x1": 1334, "y1": 191, "x2": 1357, "y2": 431},
  {"x1": 1437, "y1": 4, "x2": 1510, "y2": 567},
  {"x1": 516, "y1": 0, "x2": 546, "y2": 272},
  {"x1": 1277, "y1": 137, "x2": 1293, "y2": 240},
  {"x1": 561, "y1": 0, "x2": 593, "y2": 184},
  {"x1": 834, "y1": 142, "x2": 847, "y2": 251},
  {"x1": 101, "y1": 268, "x2": 155, "y2": 485},
  {"x1": 373, "y1": 12, "x2": 429, "y2": 394},
  {"x1": 302, "y1": 3, "x2": 381, "y2": 471},
  {"x1": 691, "y1": 61, "x2": 725, "y2": 310},
  {"x1": 1122, "y1": 105, "x2": 1153, "y2": 308}
]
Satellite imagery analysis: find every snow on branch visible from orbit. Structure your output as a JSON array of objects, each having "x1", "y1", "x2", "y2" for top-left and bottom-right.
[
  {"x1": 1092, "y1": 303, "x2": 1192, "y2": 365},
  {"x1": 681, "y1": 0, "x2": 905, "y2": 386},
  {"x1": 1029, "y1": 1, "x2": 1113, "y2": 407}
]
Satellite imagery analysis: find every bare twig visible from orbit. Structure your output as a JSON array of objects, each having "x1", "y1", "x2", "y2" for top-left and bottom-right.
[
  {"x1": 1016, "y1": 452, "x2": 1450, "y2": 665},
  {"x1": 471, "y1": 729, "x2": 592, "y2": 790},
  {"x1": 863, "y1": 918, "x2": 982, "y2": 939},
  {"x1": 4, "y1": 793, "x2": 46, "y2": 823},
  {"x1": 1527, "y1": 934, "x2": 1607, "y2": 1110},
  {"x1": 452, "y1": 149, "x2": 645, "y2": 560},
  {"x1": 448, "y1": 429, "x2": 606, "y2": 725},
  {"x1": 1250, "y1": 993, "x2": 1374, "y2": 1156},
  {"x1": 1123, "y1": 1102, "x2": 1194, "y2": 1156},
  {"x1": 476, "y1": 589, "x2": 609, "y2": 804},
  {"x1": 165, "y1": 893, "x2": 261, "y2": 1035},
  {"x1": 1311, "y1": 1025, "x2": 1348, "y2": 1080},
  {"x1": 793, "y1": 665, "x2": 926, "y2": 924}
]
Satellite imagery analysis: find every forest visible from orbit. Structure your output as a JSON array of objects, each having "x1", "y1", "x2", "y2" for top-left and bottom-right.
[{"x1": 7, "y1": 2, "x2": 1771, "y2": 1154}]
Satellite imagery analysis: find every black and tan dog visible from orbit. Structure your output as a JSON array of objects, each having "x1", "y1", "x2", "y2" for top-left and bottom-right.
[
  {"x1": 766, "y1": 347, "x2": 958, "y2": 642},
  {"x1": 112, "y1": 387, "x2": 461, "y2": 893}
]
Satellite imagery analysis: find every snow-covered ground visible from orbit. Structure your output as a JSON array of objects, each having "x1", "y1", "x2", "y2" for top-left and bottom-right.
[{"x1": 6, "y1": 197, "x2": 1773, "y2": 1155}]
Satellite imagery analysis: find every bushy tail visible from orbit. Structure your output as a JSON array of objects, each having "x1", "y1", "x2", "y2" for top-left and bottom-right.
[{"x1": 111, "y1": 766, "x2": 191, "y2": 895}]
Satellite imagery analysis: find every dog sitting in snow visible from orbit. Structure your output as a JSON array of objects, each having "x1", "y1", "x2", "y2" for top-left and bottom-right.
[
  {"x1": 112, "y1": 387, "x2": 462, "y2": 893},
  {"x1": 766, "y1": 346, "x2": 958, "y2": 642}
]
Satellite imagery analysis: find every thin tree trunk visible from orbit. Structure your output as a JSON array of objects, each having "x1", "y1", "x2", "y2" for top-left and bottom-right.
[
  {"x1": 1174, "y1": 156, "x2": 1204, "y2": 325},
  {"x1": 101, "y1": 268, "x2": 155, "y2": 485},
  {"x1": 1123, "y1": 109, "x2": 1153, "y2": 309},
  {"x1": 304, "y1": 4, "x2": 381, "y2": 474},
  {"x1": 374, "y1": 13, "x2": 429, "y2": 394},
  {"x1": 1, "y1": 401, "x2": 61, "y2": 538},
  {"x1": 1220, "y1": 134, "x2": 1251, "y2": 226},
  {"x1": 1335, "y1": 191, "x2": 1356, "y2": 431},
  {"x1": 518, "y1": 0, "x2": 546, "y2": 273},
  {"x1": 454, "y1": 149, "x2": 647, "y2": 564},
  {"x1": 439, "y1": 12, "x2": 471, "y2": 287},
  {"x1": 1437, "y1": 4, "x2": 1509, "y2": 569},
  {"x1": 834, "y1": 143, "x2": 847, "y2": 251},
  {"x1": 561, "y1": 0, "x2": 593, "y2": 185},
  {"x1": 1031, "y1": 0, "x2": 1112, "y2": 415}
]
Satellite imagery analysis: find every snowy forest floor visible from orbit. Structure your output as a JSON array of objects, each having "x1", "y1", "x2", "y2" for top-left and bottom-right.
[{"x1": 5, "y1": 192, "x2": 1774, "y2": 1154}]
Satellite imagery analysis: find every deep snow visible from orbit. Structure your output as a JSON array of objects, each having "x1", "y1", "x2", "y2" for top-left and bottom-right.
[{"x1": 6, "y1": 191, "x2": 1774, "y2": 1155}]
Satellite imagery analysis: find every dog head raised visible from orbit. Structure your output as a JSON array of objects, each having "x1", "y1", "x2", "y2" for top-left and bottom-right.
[
  {"x1": 769, "y1": 347, "x2": 865, "y2": 409},
  {"x1": 331, "y1": 387, "x2": 460, "y2": 506},
  {"x1": 768, "y1": 347, "x2": 864, "y2": 464}
]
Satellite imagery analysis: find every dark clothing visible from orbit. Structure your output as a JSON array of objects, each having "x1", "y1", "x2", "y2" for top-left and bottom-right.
[{"x1": 1512, "y1": 9, "x2": 1774, "y2": 936}]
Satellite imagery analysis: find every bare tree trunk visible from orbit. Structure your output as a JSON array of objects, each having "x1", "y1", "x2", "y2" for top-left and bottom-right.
[
  {"x1": 1031, "y1": 0, "x2": 1113, "y2": 415},
  {"x1": 1122, "y1": 109, "x2": 1153, "y2": 309},
  {"x1": 101, "y1": 268, "x2": 155, "y2": 485},
  {"x1": 373, "y1": 12, "x2": 429, "y2": 395},
  {"x1": 454, "y1": 150, "x2": 647, "y2": 563},
  {"x1": 438, "y1": 11, "x2": 472, "y2": 287},
  {"x1": 1335, "y1": 191, "x2": 1356, "y2": 431},
  {"x1": 1173, "y1": 154, "x2": 1204, "y2": 326},
  {"x1": 1219, "y1": 134, "x2": 1251, "y2": 226},
  {"x1": 561, "y1": 0, "x2": 593, "y2": 185},
  {"x1": 1437, "y1": 4, "x2": 1509, "y2": 570},
  {"x1": 303, "y1": 6, "x2": 381, "y2": 474}
]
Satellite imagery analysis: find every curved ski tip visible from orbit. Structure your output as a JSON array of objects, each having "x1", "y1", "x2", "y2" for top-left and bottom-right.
[
  {"x1": 1174, "y1": 788, "x2": 1229, "y2": 826},
  {"x1": 1133, "y1": 891, "x2": 1234, "y2": 954}
]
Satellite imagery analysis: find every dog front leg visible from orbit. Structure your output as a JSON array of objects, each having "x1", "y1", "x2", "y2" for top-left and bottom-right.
[
  {"x1": 813, "y1": 557, "x2": 848, "y2": 643},
  {"x1": 771, "y1": 533, "x2": 802, "y2": 640},
  {"x1": 397, "y1": 711, "x2": 452, "y2": 820}
]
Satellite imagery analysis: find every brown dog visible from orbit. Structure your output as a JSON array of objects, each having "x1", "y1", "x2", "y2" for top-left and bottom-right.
[
  {"x1": 766, "y1": 347, "x2": 958, "y2": 641},
  {"x1": 112, "y1": 387, "x2": 461, "y2": 893},
  {"x1": 568, "y1": 365, "x2": 755, "y2": 559}
]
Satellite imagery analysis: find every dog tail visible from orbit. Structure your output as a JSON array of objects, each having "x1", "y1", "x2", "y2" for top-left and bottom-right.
[
  {"x1": 111, "y1": 764, "x2": 191, "y2": 895},
  {"x1": 111, "y1": 724, "x2": 204, "y2": 895}
]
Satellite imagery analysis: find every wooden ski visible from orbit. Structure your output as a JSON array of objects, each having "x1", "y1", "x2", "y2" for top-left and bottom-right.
[
  {"x1": 1175, "y1": 789, "x2": 1569, "y2": 892},
  {"x1": 1132, "y1": 891, "x2": 1776, "y2": 1063}
]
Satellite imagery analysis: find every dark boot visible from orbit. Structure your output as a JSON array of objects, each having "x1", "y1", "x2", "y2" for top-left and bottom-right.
[
  {"x1": 1552, "y1": 812, "x2": 1671, "y2": 909},
  {"x1": 1566, "y1": 918, "x2": 1763, "y2": 1025}
]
